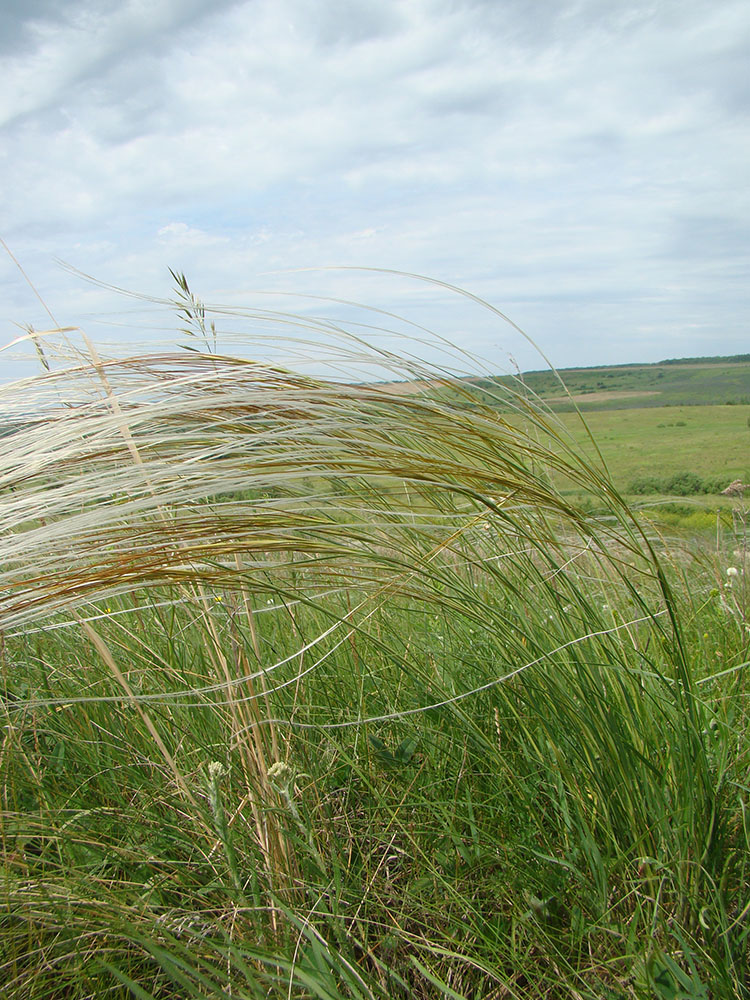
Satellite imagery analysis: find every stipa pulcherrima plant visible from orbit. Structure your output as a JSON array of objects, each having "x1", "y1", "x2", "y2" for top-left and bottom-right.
[{"x1": 0, "y1": 273, "x2": 747, "y2": 999}]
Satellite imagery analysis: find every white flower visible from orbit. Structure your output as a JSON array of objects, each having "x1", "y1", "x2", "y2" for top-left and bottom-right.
[
  {"x1": 268, "y1": 761, "x2": 294, "y2": 792},
  {"x1": 726, "y1": 566, "x2": 739, "y2": 577},
  {"x1": 207, "y1": 761, "x2": 227, "y2": 782}
]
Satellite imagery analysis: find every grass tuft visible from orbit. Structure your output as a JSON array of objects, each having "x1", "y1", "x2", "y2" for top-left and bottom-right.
[{"x1": 1, "y1": 283, "x2": 748, "y2": 998}]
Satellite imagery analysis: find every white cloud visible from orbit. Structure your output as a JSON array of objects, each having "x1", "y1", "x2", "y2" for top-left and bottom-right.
[
  {"x1": 1, "y1": 0, "x2": 749, "y2": 378},
  {"x1": 157, "y1": 222, "x2": 228, "y2": 247}
]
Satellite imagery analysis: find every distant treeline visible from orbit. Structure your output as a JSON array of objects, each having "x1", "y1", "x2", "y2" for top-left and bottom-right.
[
  {"x1": 658, "y1": 354, "x2": 750, "y2": 365},
  {"x1": 520, "y1": 353, "x2": 750, "y2": 376}
]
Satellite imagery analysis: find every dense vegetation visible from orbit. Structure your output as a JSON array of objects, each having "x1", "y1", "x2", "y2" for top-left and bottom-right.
[{"x1": 1, "y1": 293, "x2": 748, "y2": 998}]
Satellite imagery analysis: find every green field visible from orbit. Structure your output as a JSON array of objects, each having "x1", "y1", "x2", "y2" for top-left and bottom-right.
[
  {"x1": 429, "y1": 355, "x2": 750, "y2": 505},
  {"x1": 472, "y1": 354, "x2": 750, "y2": 411},
  {"x1": 2, "y1": 322, "x2": 749, "y2": 999},
  {"x1": 553, "y1": 403, "x2": 750, "y2": 491}
]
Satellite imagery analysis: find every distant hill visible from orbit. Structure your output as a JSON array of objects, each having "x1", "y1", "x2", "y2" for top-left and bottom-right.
[{"x1": 465, "y1": 354, "x2": 750, "y2": 411}]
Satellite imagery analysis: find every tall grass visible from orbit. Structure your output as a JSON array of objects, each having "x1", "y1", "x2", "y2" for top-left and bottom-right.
[{"x1": 0, "y1": 281, "x2": 748, "y2": 998}]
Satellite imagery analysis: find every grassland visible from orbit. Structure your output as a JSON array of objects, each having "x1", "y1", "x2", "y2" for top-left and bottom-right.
[
  {"x1": 1, "y1": 300, "x2": 748, "y2": 999},
  {"x1": 467, "y1": 355, "x2": 750, "y2": 411},
  {"x1": 417, "y1": 355, "x2": 750, "y2": 517},
  {"x1": 552, "y1": 403, "x2": 750, "y2": 489},
  {"x1": 409, "y1": 355, "x2": 750, "y2": 516}
]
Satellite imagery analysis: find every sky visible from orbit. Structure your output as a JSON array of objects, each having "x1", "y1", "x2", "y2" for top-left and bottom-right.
[{"x1": 1, "y1": 0, "x2": 749, "y2": 379}]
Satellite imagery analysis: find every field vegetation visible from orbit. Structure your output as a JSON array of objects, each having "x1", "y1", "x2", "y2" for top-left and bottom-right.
[
  {"x1": 549, "y1": 405, "x2": 750, "y2": 497},
  {"x1": 465, "y1": 356, "x2": 750, "y2": 412},
  {"x1": 1, "y1": 286, "x2": 748, "y2": 998},
  {"x1": 421, "y1": 357, "x2": 750, "y2": 516}
]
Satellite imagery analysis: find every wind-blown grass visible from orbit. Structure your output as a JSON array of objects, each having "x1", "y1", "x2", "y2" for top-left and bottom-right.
[{"x1": 0, "y1": 283, "x2": 748, "y2": 998}]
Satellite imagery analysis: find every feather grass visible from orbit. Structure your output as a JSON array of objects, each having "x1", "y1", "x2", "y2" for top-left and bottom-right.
[{"x1": 1, "y1": 280, "x2": 747, "y2": 998}]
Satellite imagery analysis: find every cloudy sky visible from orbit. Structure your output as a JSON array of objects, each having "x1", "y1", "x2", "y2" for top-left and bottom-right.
[{"x1": 1, "y1": 0, "x2": 748, "y2": 378}]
